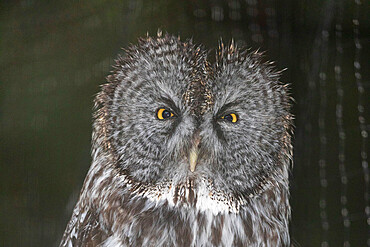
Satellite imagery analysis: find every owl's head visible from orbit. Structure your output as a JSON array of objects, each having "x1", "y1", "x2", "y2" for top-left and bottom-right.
[{"x1": 94, "y1": 34, "x2": 292, "y2": 211}]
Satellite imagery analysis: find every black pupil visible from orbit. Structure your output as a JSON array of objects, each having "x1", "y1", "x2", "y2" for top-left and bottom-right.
[
  {"x1": 224, "y1": 114, "x2": 233, "y2": 122},
  {"x1": 162, "y1": 110, "x2": 171, "y2": 119}
]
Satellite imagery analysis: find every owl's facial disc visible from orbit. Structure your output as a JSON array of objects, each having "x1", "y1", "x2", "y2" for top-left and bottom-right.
[{"x1": 102, "y1": 35, "x2": 292, "y2": 211}]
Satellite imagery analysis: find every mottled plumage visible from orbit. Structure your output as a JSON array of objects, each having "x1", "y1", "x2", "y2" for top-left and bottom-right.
[{"x1": 60, "y1": 33, "x2": 293, "y2": 247}]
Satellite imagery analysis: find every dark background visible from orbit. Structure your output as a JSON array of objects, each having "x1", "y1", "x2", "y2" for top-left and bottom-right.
[{"x1": 1, "y1": 0, "x2": 369, "y2": 246}]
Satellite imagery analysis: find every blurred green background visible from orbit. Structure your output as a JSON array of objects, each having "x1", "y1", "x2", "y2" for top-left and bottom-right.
[{"x1": 1, "y1": 0, "x2": 369, "y2": 246}]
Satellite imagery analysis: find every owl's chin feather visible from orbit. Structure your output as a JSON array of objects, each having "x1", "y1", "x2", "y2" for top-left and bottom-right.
[{"x1": 122, "y1": 170, "x2": 278, "y2": 215}]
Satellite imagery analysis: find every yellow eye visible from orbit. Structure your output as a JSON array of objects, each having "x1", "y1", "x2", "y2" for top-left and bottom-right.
[
  {"x1": 222, "y1": 113, "x2": 238, "y2": 123},
  {"x1": 157, "y1": 108, "x2": 174, "y2": 120}
]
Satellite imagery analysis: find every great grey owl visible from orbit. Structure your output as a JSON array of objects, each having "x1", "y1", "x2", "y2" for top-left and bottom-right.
[{"x1": 60, "y1": 33, "x2": 293, "y2": 247}]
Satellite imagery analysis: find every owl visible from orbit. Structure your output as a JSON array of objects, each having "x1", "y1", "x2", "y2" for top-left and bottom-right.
[{"x1": 60, "y1": 33, "x2": 293, "y2": 247}]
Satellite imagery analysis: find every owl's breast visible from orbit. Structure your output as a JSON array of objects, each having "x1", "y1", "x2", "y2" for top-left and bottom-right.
[{"x1": 104, "y1": 184, "x2": 254, "y2": 247}]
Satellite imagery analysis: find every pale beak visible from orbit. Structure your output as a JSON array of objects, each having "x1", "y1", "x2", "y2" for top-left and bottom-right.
[{"x1": 189, "y1": 134, "x2": 201, "y2": 172}]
